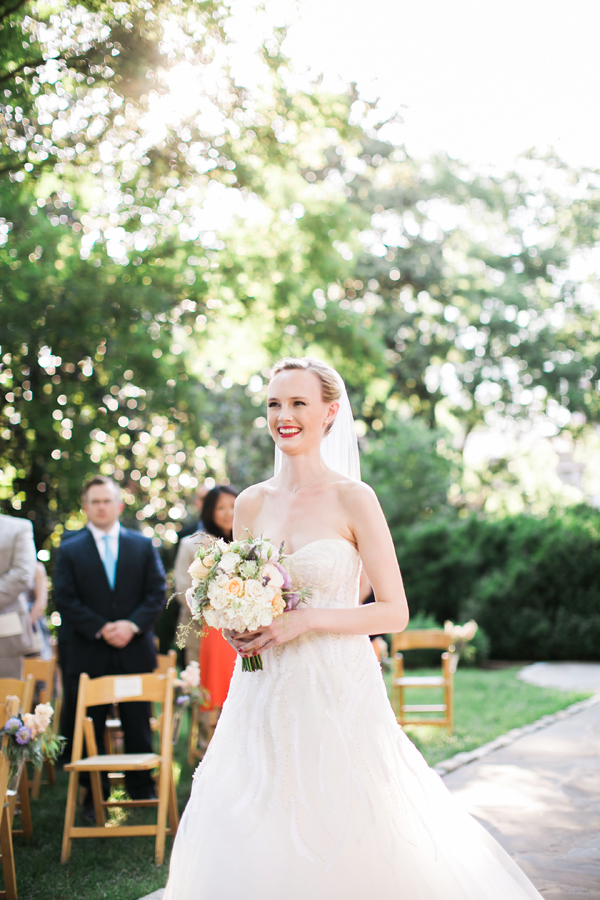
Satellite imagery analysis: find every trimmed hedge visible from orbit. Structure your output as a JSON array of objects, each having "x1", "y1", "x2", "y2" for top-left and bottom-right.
[{"x1": 395, "y1": 507, "x2": 600, "y2": 661}]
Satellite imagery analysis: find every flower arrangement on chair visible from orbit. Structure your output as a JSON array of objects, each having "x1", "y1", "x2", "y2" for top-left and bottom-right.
[
  {"x1": 172, "y1": 662, "x2": 210, "y2": 744},
  {"x1": 1, "y1": 701, "x2": 65, "y2": 790},
  {"x1": 443, "y1": 620, "x2": 479, "y2": 663}
]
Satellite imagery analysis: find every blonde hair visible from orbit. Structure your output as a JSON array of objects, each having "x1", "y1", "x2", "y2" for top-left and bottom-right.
[{"x1": 269, "y1": 357, "x2": 341, "y2": 434}]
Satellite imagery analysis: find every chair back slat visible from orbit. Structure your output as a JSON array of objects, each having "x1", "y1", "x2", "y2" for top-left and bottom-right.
[
  {"x1": 83, "y1": 672, "x2": 170, "y2": 707},
  {"x1": 23, "y1": 657, "x2": 56, "y2": 705},
  {"x1": 0, "y1": 675, "x2": 35, "y2": 726},
  {"x1": 154, "y1": 650, "x2": 177, "y2": 675},
  {"x1": 392, "y1": 629, "x2": 456, "y2": 653}
]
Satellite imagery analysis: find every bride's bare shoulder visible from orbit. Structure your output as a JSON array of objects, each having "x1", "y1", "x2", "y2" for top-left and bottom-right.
[
  {"x1": 335, "y1": 475, "x2": 378, "y2": 509},
  {"x1": 235, "y1": 479, "x2": 276, "y2": 513}
]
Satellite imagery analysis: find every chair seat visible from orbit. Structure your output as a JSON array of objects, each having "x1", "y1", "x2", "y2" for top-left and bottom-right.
[
  {"x1": 65, "y1": 753, "x2": 160, "y2": 772},
  {"x1": 401, "y1": 704, "x2": 448, "y2": 713},
  {"x1": 394, "y1": 676, "x2": 445, "y2": 687}
]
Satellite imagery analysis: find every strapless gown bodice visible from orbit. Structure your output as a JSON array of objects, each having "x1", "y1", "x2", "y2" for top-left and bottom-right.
[{"x1": 164, "y1": 540, "x2": 542, "y2": 900}]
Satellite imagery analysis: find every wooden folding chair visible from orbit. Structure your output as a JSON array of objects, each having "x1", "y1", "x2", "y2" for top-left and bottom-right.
[
  {"x1": 0, "y1": 677, "x2": 35, "y2": 841},
  {"x1": 154, "y1": 650, "x2": 177, "y2": 676},
  {"x1": 104, "y1": 650, "x2": 178, "y2": 755},
  {"x1": 0, "y1": 697, "x2": 20, "y2": 900},
  {"x1": 61, "y1": 669, "x2": 178, "y2": 865},
  {"x1": 23, "y1": 657, "x2": 57, "y2": 799},
  {"x1": 391, "y1": 630, "x2": 458, "y2": 734}
]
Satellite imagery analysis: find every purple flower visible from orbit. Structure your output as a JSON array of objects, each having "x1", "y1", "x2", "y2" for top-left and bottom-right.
[
  {"x1": 284, "y1": 591, "x2": 301, "y2": 611},
  {"x1": 15, "y1": 726, "x2": 32, "y2": 745},
  {"x1": 3, "y1": 717, "x2": 22, "y2": 735},
  {"x1": 272, "y1": 561, "x2": 292, "y2": 591}
]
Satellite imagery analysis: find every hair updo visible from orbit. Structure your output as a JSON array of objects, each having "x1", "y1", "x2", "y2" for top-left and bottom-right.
[{"x1": 269, "y1": 357, "x2": 341, "y2": 434}]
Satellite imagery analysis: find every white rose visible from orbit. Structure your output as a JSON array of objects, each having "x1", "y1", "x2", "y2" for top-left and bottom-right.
[
  {"x1": 244, "y1": 579, "x2": 266, "y2": 602},
  {"x1": 188, "y1": 556, "x2": 213, "y2": 579},
  {"x1": 215, "y1": 573, "x2": 229, "y2": 588},
  {"x1": 262, "y1": 564, "x2": 284, "y2": 589},
  {"x1": 262, "y1": 583, "x2": 280, "y2": 604},
  {"x1": 219, "y1": 552, "x2": 241, "y2": 575},
  {"x1": 204, "y1": 608, "x2": 218, "y2": 628},
  {"x1": 208, "y1": 581, "x2": 229, "y2": 610}
]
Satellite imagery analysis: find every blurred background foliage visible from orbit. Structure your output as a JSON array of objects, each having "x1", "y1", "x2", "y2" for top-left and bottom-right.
[{"x1": 1, "y1": 0, "x2": 599, "y2": 657}]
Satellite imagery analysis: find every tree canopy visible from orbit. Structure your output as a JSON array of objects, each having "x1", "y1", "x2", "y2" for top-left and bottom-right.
[{"x1": 1, "y1": 0, "x2": 599, "y2": 553}]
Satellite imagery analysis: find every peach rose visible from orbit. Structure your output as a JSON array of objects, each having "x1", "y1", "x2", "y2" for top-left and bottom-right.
[
  {"x1": 226, "y1": 577, "x2": 244, "y2": 597},
  {"x1": 271, "y1": 593, "x2": 285, "y2": 616}
]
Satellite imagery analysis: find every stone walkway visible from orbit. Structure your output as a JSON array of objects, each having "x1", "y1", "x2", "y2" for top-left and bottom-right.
[
  {"x1": 138, "y1": 664, "x2": 600, "y2": 900},
  {"x1": 444, "y1": 688, "x2": 600, "y2": 898},
  {"x1": 518, "y1": 661, "x2": 600, "y2": 694}
]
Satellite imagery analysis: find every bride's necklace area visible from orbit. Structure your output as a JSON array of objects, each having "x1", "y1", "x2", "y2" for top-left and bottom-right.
[{"x1": 286, "y1": 471, "x2": 327, "y2": 494}]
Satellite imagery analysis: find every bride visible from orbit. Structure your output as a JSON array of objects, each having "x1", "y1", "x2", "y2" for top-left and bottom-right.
[{"x1": 163, "y1": 356, "x2": 542, "y2": 899}]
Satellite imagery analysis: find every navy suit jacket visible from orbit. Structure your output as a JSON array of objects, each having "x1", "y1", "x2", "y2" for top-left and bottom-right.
[{"x1": 54, "y1": 526, "x2": 166, "y2": 677}]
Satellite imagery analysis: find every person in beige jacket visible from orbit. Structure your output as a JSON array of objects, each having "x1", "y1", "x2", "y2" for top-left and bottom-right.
[
  {"x1": 0, "y1": 513, "x2": 37, "y2": 677},
  {"x1": 173, "y1": 533, "x2": 203, "y2": 666}
]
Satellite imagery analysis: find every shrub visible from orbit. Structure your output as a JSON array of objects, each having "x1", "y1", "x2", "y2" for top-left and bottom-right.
[{"x1": 396, "y1": 507, "x2": 600, "y2": 661}]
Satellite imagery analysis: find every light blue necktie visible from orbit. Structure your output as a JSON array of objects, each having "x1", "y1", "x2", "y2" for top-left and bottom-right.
[{"x1": 102, "y1": 534, "x2": 117, "y2": 589}]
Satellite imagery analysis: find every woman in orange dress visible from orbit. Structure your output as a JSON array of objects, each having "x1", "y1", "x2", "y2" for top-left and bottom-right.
[{"x1": 198, "y1": 486, "x2": 238, "y2": 711}]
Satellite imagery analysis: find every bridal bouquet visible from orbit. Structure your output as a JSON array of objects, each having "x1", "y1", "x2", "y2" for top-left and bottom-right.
[{"x1": 182, "y1": 534, "x2": 309, "y2": 672}]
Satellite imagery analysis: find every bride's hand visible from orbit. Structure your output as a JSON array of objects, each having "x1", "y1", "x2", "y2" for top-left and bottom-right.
[
  {"x1": 222, "y1": 629, "x2": 251, "y2": 654},
  {"x1": 225, "y1": 611, "x2": 309, "y2": 657}
]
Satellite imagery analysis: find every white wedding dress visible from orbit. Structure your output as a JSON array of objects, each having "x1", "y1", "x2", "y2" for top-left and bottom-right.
[{"x1": 164, "y1": 539, "x2": 542, "y2": 899}]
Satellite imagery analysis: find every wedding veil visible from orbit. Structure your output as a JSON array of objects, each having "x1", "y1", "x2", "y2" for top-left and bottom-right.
[{"x1": 273, "y1": 367, "x2": 361, "y2": 481}]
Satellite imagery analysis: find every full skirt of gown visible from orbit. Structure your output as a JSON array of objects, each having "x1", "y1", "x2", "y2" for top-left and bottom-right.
[{"x1": 164, "y1": 539, "x2": 543, "y2": 899}]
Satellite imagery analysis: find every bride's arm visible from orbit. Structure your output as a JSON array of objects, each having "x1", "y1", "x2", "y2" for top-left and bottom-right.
[
  {"x1": 313, "y1": 480, "x2": 409, "y2": 635},
  {"x1": 229, "y1": 482, "x2": 409, "y2": 656}
]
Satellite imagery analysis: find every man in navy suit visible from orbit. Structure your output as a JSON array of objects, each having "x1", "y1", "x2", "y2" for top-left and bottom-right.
[{"x1": 54, "y1": 475, "x2": 166, "y2": 801}]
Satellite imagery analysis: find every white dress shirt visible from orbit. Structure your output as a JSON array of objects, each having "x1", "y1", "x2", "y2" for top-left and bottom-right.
[
  {"x1": 87, "y1": 521, "x2": 139, "y2": 636},
  {"x1": 87, "y1": 520, "x2": 120, "y2": 566}
]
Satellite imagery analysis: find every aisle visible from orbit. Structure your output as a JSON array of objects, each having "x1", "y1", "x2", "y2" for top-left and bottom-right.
[{"x1": 443, "y1": 687, "x2": 600, "y2": 898}]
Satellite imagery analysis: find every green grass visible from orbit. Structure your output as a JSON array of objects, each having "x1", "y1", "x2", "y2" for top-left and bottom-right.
[
  {"x1": 12, "y1": 717, "x2": 196, "y2": 900},
  {"x1": 9, "y1": 668, "x2": 589, "y2": 899},
  {"x1": 389, "y1": 666, "x2": 590, "y2": 767}
]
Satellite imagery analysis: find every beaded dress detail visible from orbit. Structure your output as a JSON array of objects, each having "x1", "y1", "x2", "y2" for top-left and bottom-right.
[{"x1": 164, "y1": 539, "x2": 542, "y2": 900}]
